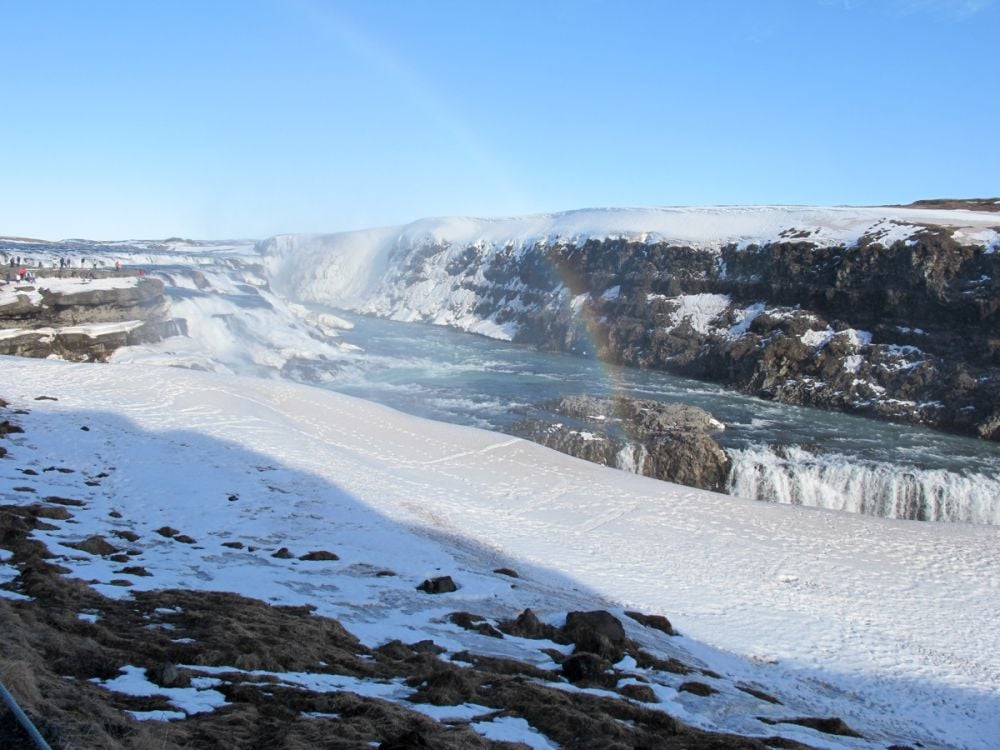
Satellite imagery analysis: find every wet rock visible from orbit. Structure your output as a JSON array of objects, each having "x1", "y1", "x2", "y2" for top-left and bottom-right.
[{"x1": 416, "y1": 576, "x2": 457, "y2": 594}]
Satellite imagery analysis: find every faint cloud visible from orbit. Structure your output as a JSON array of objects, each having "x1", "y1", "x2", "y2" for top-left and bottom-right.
[
  {"x1": 820, "y1": 0, "x2": 995, "y2": 17},
  {"x1": 896, "y1": 0, "x2": 995, "y2": 17}
]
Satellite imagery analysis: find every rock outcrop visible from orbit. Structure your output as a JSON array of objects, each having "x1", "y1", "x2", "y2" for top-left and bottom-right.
[
  {"x1": 518, "y1": 234, "x2": 999, "y2": 440},
  {"x1": 511, "y1": 396, "x2": 732, "y2": 492},
  {"x1": 0, "y1": 274, "x2": 184, "y2": 361}
]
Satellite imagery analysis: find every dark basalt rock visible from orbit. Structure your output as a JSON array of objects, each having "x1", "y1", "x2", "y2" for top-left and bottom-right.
[
  {"x1": 416, "y1": 575, "x2": 457, "y2": 594},
  {"x1": 560, "y1": 652, "x2": 611, "y2": 684},
  {"x1": 299, "y1": 549, "x2": 339, "y2": 561},
  {"x1": 0, "y1": 274, "x2": 185, "y2": 361},
  {"x1": 499, "y1": 607, "x2": 560, "y2": 640},
  {"x1": 512, "y1": 395, "x2": 732, "y2": 492},
  {"x1": 625, "y1": 610, "x2": 677, "y2": 636},
  {"x1": 562, "y1": 610, "x2": 629, "y2": 662}
]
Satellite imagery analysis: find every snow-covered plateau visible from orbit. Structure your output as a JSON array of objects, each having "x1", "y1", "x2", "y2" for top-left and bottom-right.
[{"x1": 1, "y1": 204, "x2": 999, "y2": 748}]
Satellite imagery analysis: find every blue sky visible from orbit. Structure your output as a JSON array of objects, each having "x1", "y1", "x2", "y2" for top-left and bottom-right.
[{"x1": 1, "y1": 0, "x2": 997, "y2": 239}]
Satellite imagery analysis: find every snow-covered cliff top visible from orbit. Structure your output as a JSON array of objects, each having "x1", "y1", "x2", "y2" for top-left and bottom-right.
[
  {"x1": 260, "y1": 204, "x2": 1000, "y2": 310},
  {"x1": 268, "y1": 204, "x2": 1000, "y2": 252}
]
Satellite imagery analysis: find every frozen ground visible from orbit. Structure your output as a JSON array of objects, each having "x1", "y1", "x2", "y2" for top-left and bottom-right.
[{"x1": 1, "y1": 357, "x2": 998, "y2": 749}]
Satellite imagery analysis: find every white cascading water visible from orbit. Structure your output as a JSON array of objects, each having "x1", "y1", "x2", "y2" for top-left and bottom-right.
[
  {"x1": 616, "y1": 443, "x2": 648, "y2": 474},
  {"x1": 727, "y1": 445, "x2": 1000, "y2": 524}
]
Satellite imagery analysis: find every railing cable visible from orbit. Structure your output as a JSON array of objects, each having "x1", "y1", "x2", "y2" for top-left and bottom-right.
[{"x1": 0, "y1": 679, "x2": 53, "y2": 750}]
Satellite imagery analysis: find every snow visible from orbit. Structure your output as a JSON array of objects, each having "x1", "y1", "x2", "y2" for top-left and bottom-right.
[
  {"x1": 1, "y1": 356, "x2": 998, "y2": 749},
  {"x1": 801, "y1": 328, "x2": 834, "y2": 348},
  {"x1": 666, "y1": 293, "x2": 731, "y2": 335},
  {"x1": 94, "y1": 665, "x2": 227, "y2": 716},
  {"x1": 600, "y1": 285, "x2": 621, "y2": 301},
  {"x1": 472, "y1": 716, "x2": 559, "y2": 749},
  {"x1": 726, "y1": 302, "x2": 766, "y2": 339}
]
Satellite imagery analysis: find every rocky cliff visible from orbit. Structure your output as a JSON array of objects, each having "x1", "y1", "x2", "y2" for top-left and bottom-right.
[
  {"x1": 262, "y1": 204, "x2": 1000, "y2": 440},
  {"x1": 0, "y1": 274, "x2": 185, "y2": 361}
]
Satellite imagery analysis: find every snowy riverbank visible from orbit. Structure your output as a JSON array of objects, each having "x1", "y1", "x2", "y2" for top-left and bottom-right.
[{"x1": 1, "y1": 357, "x2": 998, "y2": 748}]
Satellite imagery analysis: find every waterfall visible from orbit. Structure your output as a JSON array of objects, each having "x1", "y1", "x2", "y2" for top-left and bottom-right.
[
  {"x1": 615, "y1": 442, "x2": 648, "y2": 474},
  {"x1": 727, "y1": 445, "x2": 1000, "y2": 524}
]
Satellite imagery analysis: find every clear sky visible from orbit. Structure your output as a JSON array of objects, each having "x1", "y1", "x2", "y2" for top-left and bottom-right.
[{"x1": 1, "y1": 0, "x2": 997, "y2": 240}]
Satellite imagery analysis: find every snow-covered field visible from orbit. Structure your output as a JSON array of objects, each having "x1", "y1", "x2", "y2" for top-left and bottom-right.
[{"x1": 1, "y1": 357, "x2": 998, "y2": 749}]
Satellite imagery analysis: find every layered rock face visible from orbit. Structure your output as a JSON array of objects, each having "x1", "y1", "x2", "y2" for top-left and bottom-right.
[
  {"x1": 541, "y1": 232, "x2": 1000, "y2": 440},
  {"x1": 0, "y1": 275, "x2": 184, "y2": 361},
  {"x1": 511, "y1": 396, "x2": 732, "y2": 492}
]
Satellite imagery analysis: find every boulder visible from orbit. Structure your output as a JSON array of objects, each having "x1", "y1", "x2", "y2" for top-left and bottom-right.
[
  {"x1": 561, "y1": 610, "x2": 628, "y2": 662},
  {"x1": 416, "y1": 576, "x2": 457, "y2": 594}
]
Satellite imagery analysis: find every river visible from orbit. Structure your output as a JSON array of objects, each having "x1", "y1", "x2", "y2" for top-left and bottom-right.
[{"x1": 293, "y1": 308, "x2": 1000, "y2": 525}]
